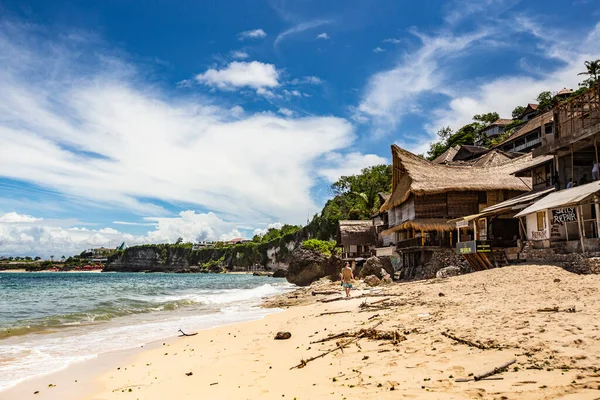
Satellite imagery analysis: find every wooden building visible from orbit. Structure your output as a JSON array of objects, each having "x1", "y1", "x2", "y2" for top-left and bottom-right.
[
  {"x1": 338, "y1": 220, "x2": 376, "y2": 262},
  {"x1": 378, "y1": 145, "x2": 532, "y2": 273},
  {"x1": 496, "y1": 111, "x2": 553, "y2": 154},
  {"x1": 518, "y1": 84, "x2": 600, "y2": 251}
]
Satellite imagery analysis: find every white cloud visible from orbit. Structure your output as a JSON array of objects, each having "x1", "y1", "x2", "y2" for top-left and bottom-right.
[
  {"x1": 278, "y1": 108, "x2": 294, "y2": 117},
  {"x1": 230, "y1": 105, "x2": 244, "y2": 117},
  {"x1": 316, "y1": 32, "x2": 330, "y2": 40},
  {"x1": 382, "y1": 38, "x2": 402, "y2": 44},
  {"x1": 0, "y1": 211, "x2": 245, "y2": 257},
  {"x1": 237, "y1": 29, "x2": 267, "y2": 41},
  {"x1": 0, "y1": 212, "x2": 42, "y2": 223},
  {"x1": 0, "y1": 22, "x2": 361, "y2": 231},
  {"x1": 231, "y1": 50, "x2": 249, "y2": 59},
  {"x1": 195, "y1": 61, "x2": 279, "y2": 90},
  {"x1": 318, "y1": 152, "x2": 389, "y2": 182},
  {"x1": 356, "y1": 29, "x2": 490, "y2": 130},
  {"x1": 275, "y1": 20, "x2": 332, "y2": 46},
  {"x1": 252, "y1": 222, "x2": 283, "y2": 237},
  {"x1": 291, "y1": 76, "x2": 323, "y2": 85},
  {"x1": 372, "y1": 47, "x2": 386, "y2": 53}
]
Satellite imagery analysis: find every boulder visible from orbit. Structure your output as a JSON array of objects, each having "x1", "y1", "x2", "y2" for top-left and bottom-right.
[
  {"x1": 435, "y1": 266, "x2": 461, "y2": 279},
  {"x1": 274, "y1": 332, "x2": 292, "y2": 340},
  {"x1": 286, "y1": 247, "x2": 342, "y2": 286},
  {"x1": 364, "y1": 275, "x2": 381, "y2": 287},
  {"x1": 356, "y1": 256, "x2": 394, "y2": 279},
  {"x1": 272, "y1": 269, "x2": 286, "y2": 278},
  {"x1": 381, "y1": 276, "x2": 393, "y2": 285}
]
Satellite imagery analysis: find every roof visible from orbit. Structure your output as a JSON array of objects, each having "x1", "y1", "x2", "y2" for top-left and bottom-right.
[
  {"x1": 381, "y1": 219, "x2": 455, "y2": 235},
  {"x1": 483, "y1": 118, "x2": 512, "y2": 129},
  {"x1": 432, "y1": 145, "x2": 460, "y2": 164},
  {"x1": 338, "y1": 220, "x2": 375, "y2": 245},
  {"x1": 380, "y1": 145, "x2": 533, "y2": 212},
  {"x1": 511, "y1": 155, "x2": 554, "y2": 177},
  {"x1": 470, "y1": 149, "x2": 515, "y2": 167},
  {"x1": 495, "y1": 111, "x2": 553, "y2": 148},
  {"x1": 556, "y1": 88, "x2": 573, "y2": 96},
  {"x1": 378, "y1": 192, "x2": 390, "y2": 201},
  {"x1": 432, "y1": 144, "x2": 488, "y2": 164},
  {"x1": 515, "y1": 181, "x2": 600, "y2": 217}
]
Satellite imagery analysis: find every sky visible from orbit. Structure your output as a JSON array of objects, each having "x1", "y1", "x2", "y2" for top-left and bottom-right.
[{"x1": 1, "y1": 0, "x2": 599, "y2": 257}]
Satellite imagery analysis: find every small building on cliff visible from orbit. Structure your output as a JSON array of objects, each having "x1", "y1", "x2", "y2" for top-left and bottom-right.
[{"x1": 378, "y1": 145, "x2": 533, "y2": 277}]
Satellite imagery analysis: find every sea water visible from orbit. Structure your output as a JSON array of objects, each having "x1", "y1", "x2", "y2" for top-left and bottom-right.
[{"x1": 0, "y1": 272, "x2": 294, "y2": 391}]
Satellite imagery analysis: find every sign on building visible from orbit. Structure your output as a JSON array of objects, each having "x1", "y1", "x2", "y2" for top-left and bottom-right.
[
  {"x1": 551, "y1": 207, "x2": 577, "y2": 225},
  {"x1": 455, "y1": 240, "x2": 491, "y2": 255}
]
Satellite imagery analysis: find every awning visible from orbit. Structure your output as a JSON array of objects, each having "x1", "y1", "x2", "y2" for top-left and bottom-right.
[
  {"x1": 511, "y1": 155, "x2": 553, "y2": 177},
  {"x1": 515, "y1": 181, "x2": 600, "y2": 217},
  {"x1": 482, "y1": 187, "x2": 555, "y2": 213},
  {"x1": 381, "y1": 219, "x2": 455, "y2": 235},
  {"x1": 447, "y1": 213, "x2": 485, "y2": 224}
]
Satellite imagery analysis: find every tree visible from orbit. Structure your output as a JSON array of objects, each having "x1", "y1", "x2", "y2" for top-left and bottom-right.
[
  {"x1": 50, "y1": 255, "x2": 54, "y2": 261},
  {"x1": 331, "y1": 165, "x2": 392, "y2": 216},
  {"x1": 511, "y1": 106, "x2": 526, "y2": 119},
  {"x1": 578, "y1": 59, "x2": 600, "y2": 87},
  {"x1": 536, "y1": 91, "x2": 554, "y2": 114},
  {"x1": 175, "y1": 237, "x2": 183, "y2": 245},
  {"x1": 473, "y1": 112, "x2": 499, "y2": 124}
]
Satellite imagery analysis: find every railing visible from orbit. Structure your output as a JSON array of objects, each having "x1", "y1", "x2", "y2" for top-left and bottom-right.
[
  {"x1": 342, "y1": 251, "x2": 372, "y2": 259},
  {"x1": 514, "y1": 137, "x2": 542, "y2": 152},
  {"x1": 396, "y1": 235, "x2": 452, "y2": 249},
  {"x1": 556, "y1": 85, "x2": 600, "y2": 139}
]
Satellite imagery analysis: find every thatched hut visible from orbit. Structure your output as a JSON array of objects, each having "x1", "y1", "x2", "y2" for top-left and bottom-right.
[
  {"x1": 338, "y1": 220, "x2": 376, "y2": 261},
  {"x1": 378, "y1": 145, "x2": 533, "y2": 273}
]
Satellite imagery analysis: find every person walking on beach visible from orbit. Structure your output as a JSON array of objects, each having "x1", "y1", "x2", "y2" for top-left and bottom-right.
[{"x1": 341, "y1": 262, "x2": 354, "y2": 298}]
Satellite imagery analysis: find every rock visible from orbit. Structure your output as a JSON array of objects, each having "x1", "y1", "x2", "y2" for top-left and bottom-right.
[
  {"x1": 274, "y1": 332, "x2": 291, "y2": 340},
  {"x1": 435, "y1": 266, "x2": 461, "y2": 279},
  {"x1": 381, "y1": 276, "x2": 393, "y2": 285},
  {"x1": 286, "y1": 247, "x2": 342, "y2": 286},
  {"x1": 356, "y1": 256, "x2": 394, "y2": 279},
  {"x1": 253, "y1": 271, "x2": 273, "y2": 277},
  {"x1": 272, "y1": 269, "x2": 286, "y2": 278},
  {"x1": 364, "y1": 275, "x2": 381, "y2": 287}
]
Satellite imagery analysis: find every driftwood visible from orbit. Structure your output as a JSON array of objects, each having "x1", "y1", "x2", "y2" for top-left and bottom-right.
[
  {"x1": 318, "y1": 311, "x2": 352, "y2": 317},
  {"x1": 455, "y1": 377, "x2": 504, "y2": 383},
  {"x1": 312, "y1": 290, "x2": 341, "y2": 296},
  {"x1": 441, "y1": 331, "x2": 497, "y2": 350},
  {"x1": 319, "y1": 293, "x2": 403, "y2": 303},
  {"x1": 368, "y1": 313, "x2": 380, "y2": 320},
  {"x1": 179, "y1": 329, "x2": 198, "y2": 337},
  {"x1": 537, "y1": 307, "x2": 559, "y2": 312},
  {"x1": 311, "y1": 331, "x2": 351, "y2": 344},
  {"x1": 474, "y1": 359, "x2": 516, "y2": 381},
  {"x1": 290, "y1": 337, "x2": 360, "y2": 369}
]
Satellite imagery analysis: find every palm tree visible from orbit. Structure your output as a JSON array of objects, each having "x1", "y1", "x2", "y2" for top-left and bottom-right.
[{"x1": 578, "y1": 60, "x2": 600, "y2": 87}]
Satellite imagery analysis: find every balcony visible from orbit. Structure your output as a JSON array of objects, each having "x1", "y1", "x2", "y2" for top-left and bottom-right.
[
  {"x1": 396, "y1": 235, "x2": 452, "y2": 250},
  {"x1": 514, "y1": 137, "x2": 542, "y2": 152}
]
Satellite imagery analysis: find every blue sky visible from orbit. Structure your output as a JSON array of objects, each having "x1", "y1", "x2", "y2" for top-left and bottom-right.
[{"x1": 0, "y1": 0, "x2": 599, "y2": 256}]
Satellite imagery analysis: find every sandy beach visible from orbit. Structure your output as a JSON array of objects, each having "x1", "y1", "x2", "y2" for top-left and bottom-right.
[{"x1": 4, "y1": 264, "x2": 600, "y2": 400}]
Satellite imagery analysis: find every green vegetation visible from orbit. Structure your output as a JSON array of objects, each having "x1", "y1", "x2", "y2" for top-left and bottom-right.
[
  {"x1": 301, "y1": 239, "x2": 337, "y2": 257},
  {"x1": 306, "y1": 164, "x2": 392, "y2": 241}
]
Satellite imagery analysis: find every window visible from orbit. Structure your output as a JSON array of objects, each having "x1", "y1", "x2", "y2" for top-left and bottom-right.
[
  {"x1": 478, "y1": 191, "x2": 488, "y2": 204},
  {"x1": 545, "y1": 123, "x2": 553, "y2": 134},
  {"x1": 536, "y1": 212, "x2": 545, "y2": 231}
]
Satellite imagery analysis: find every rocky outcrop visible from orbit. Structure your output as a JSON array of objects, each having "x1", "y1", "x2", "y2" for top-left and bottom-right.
[
  {"x1": 104, "y1": 247, "x2": 192, "y2": 273},
  {"x1": 356, "y1": 256, "x2": 394, "y2": 279},
  {"x1": 272, "y1": 269, "x2": 286, "y2": 278},
  {"x1": 364, "y1": 275, "x2": 381, "y2": 287},
  {"x1": 286, "y1": 247, "x2": 342, "y2": 286},
  {"x1": 435, "y1": 266, "x2": 461, "y2": 279}
]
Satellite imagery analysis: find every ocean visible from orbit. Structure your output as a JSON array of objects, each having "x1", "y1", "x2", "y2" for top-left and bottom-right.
[{"x1": 0, "y1": 272, "x2": 294, "y2": 392}]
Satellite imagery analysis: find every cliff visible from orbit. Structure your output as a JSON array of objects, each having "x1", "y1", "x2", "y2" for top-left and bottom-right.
[{"x1": 104, "y1": 231, "x2": 305, "y2": 273}]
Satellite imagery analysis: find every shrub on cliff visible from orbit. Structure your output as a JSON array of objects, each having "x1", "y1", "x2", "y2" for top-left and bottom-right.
[{"x1": 301, "y1": 239, "x2": 337, "y2": 257}]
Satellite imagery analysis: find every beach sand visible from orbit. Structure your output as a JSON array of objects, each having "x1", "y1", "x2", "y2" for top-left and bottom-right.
[{"x1": 5, "y1": 264, "x2": 600, "y2": 399}]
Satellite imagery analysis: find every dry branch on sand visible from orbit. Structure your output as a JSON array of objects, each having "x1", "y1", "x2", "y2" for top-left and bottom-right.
[
  {"x1": 441, "y1": 331, "x2": 502, "y2": 350},
  {"x1": 319, "y1": 293, "x2": 404, "y2": 303}
]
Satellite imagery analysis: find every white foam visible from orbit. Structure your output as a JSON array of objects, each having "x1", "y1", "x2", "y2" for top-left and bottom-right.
[{"x1": 0, "y1": 282, "x2": 293, "y2": 392}]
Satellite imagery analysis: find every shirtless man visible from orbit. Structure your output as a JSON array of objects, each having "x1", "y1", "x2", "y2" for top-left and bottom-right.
[{"x1": 341, "y1": 262, "x2": 354, "y2": 297}]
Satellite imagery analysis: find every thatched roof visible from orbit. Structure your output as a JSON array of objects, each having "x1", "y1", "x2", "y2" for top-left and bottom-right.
[
  {"x1": 484, "y1": 118, "x2": 512, "y2": 129},
  {"x1": 470, "y1": 149, "x2": 515, "y2": 167},
  {"x1": 338, "y1": 220, "x2": 375, "y2": 246},
  {"x1": 381, "y1": 219, "x2": 455, "y2": 235},
  {"x1": 433, "y1": 144, "x2": 488, "y2": 164},
  {"x1": 380, "y1": 145, "x2": 533, "y2": 212},
  {"x1": 495, "y1": 111, "x2": 553, "y2": 148}
]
